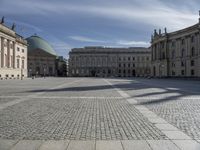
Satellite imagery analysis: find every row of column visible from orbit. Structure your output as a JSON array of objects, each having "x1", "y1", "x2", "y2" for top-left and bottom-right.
[{"x1": 0, "y1": 36, "x2": 16, "y2": 69}]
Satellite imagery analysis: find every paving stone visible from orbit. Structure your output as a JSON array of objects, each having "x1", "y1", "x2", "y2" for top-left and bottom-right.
[
  {"x1": 155, "y1": 124, "x2": 178, "y2": 131},
  {"x1": 39, "y1": 140, "x2": 69, "y2": 150},
  {"x1": 11, "y1": 140, "x2": 42, "y2": 150},
  {"x1": 67, "y1": 140, "x2": 95, "y2": 150},
  {"x1": 148, "y1": 118, "x2": 168, "y2": 124},
  {"x1": 96, "y1": 141, "x2": 123, "y2": 150},
  {"x1": 122, "y1": 140, "x2": 151, "y2": 150},
  {"x1": 0, "y1": 140, "x2": 18, "y2": 150},
  {"x1": 162, "y1": 131, "x2": 192, "y2": 140},
  {"x1": 172, "y1": 140, "x2": 200, "y2": 150},
  {"x1": 0, "y1": 91, "x2": 166, "y2": 140},
  {"x1": 147, "y1": 140, "x2": 180, "y2": 150}
]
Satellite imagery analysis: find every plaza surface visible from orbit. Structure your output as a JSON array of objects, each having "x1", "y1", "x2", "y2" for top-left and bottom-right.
[{"x1": 0, "y1": 78, "x2": 200, "y2": 150}]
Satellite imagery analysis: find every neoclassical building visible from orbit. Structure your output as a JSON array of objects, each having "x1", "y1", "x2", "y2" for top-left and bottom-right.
[
  {"x1": 26, "y1": 35, "x2": 57, "y2": 77},
  {"x1": 0, "y1": 19, "x2": 28, "y2": 79},
  {"x1": 151, "y1": 15, "x2": 200, "y2": 77},
  {"x1": 69, "y1": 47, "x2": 151, "y2": 77}
]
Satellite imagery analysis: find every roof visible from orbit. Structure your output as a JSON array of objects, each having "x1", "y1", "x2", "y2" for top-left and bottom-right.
[
  {"x1": 26, "y1": 35, "x2": 57, "y2": 56},
  {"x1": 70, "y1": 47, "x2": 151, "y2": 54}
]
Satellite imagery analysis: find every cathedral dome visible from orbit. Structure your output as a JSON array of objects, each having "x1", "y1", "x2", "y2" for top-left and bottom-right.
[{"x1": 26, "y1": 35, "x2": 57, "y2": 56}]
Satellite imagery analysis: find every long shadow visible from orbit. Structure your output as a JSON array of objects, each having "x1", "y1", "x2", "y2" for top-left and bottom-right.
[
  {"x1": 23, "y1": 78, "x2": 200, "y2": 106},
  {"x1": 25, "y1": 82, "x2": 151, "y2": 93}
]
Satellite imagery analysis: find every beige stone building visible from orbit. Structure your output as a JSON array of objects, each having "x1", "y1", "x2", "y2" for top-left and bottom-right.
[
  {"x1": 151, "y1": 14, "x2": 200, "y2": 77},
  {"x1": 69, "y1": 47, "x2": 151, "y2": 77},
  {"x1": 0, "y1": 20, "x2": 27, "y2": 79}
]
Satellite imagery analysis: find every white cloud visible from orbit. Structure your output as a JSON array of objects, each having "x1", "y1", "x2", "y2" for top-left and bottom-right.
[
  {"x1": 117, "y1": 40, "x2": 150, "y2": 47},
  {"x1": 69, "y1": 36, "x2": 105, "y2": 43},
  {"x1": 1, "y1": 0, "x2": 199, "y2": 31}
]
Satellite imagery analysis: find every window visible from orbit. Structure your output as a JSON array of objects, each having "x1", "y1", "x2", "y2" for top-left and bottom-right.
[
  {"x1": 162, "y1": 42, "x2": 165, "y2": 48},
  {"x1": 128, "y1": 57, "x2": 130, "y2": 61},
  {"x1": 146, "y1": 57, "x2": 149, "y2": 61},
  {"x1": 181, "y1": 61, "x2": 185, "y2": 67},
  {"x1": 191, "y1": 36, "x2": 195, "y2": 43},
  {"x1": 133, "y1": 63, "x2": 135, "y2": 67},
  {"x1": 172, "y1": 41, "x2": 176, "y2": 47},
  {"x1": 22, "y1": 49, "x2": 24, "y2": 53},
  {"x1": 191, "y1": 60, "x2": 195, "y2": 66},
  {"x1": 22, "y1": 60, "x2": 24, "y2": 69},
  {"x1": 191, "y1": 47, "x2": 195, "y2": 56},
  {"x1": 181, "y1": 49, "x2": 185, "y2": 57},
  {"x1": 162, "y1": 52, "x2": 165, "y2": 59},
  {"x1": 119, "y1": 57, "x2": 121, "y2": 61},
  {"x1": 17, "y1": 47, "x2": 20, "y2": 51},
  {"x1": 118, "y1": 69, "x2": 121, "y2": 73},
  {"x1": 119, "y1": 63, "x2": 121, "y2": 67},
  {"x1": 181, "y1": 70, "x2": 185, "y2": 75},
  {"x1": 132, "y1": 57, "x2": 135, "y2": 60},
  {"x1": 123, "y1": 64, "x2": 126, "y2": 67},
  {"x1": 181, "y1": 39, "x2": 185, "y2": 45},
  {"x1": 172, "y1": 50, "x2": 175, "y2": 59},
  {"x1": 17, "y1": 59, "x2": 20, "y2": 68},
  {"x1": 191, "y1": 70, "x2": 195, "y2": 76},
  {"x1": 123, "y1": 57, "x2": 126, "y2": 61},
  {"x1": 128, "y1": 64, "x2": 130, "y2": 67},
  {"x1": 172, "y1": 71, "x2": 175, "y2": 76}
]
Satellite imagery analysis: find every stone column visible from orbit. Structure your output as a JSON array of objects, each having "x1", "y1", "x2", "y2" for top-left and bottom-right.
[
  {"x1": 7, "y1": 39, "x2": 10, "y2": 68},
  {"x1": 1, "y1": 37, "x2": 4, "y2": 68},
  {"x1": 13, "y1": 42, "x2": 15, "y2": 68}
]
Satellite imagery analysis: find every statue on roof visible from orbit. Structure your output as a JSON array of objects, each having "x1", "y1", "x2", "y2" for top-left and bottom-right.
[
  {"x1": 11, "y1": 23, "x2": 16, "y2": 31},
  {"x1": 1, "y1": 16, "x2": 4, "y2": 24}
]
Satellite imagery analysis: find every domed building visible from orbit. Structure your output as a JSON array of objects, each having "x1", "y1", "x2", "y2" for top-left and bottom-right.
[{"x1": 26, "y1": 35, "x2": 57, "y2": 77}]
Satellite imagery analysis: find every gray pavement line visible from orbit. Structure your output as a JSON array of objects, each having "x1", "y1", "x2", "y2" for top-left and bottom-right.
[
  {"x1": 0, "y1": 79, "x2": 84, "y2": 111},
  {"x1": 104, "y1": 79, "x2": 200, "y2": 147}
]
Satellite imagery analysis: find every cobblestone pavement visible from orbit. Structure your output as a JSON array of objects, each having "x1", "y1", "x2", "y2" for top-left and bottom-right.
[
  {"x1": 108, "y1": 78, "x2": 200, "y2": 140},
  {"x1": 0, "y1": 78, "x2": 166, "y2": 140}
]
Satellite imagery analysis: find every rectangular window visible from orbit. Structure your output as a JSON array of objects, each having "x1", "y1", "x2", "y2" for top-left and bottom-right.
[
  {"x1": 191, "y1": 70, "x2": 195, "y2": 76},
  {"x1": 191, "y1": 60, "x2": 195, "y2": 66},
  {"x1": 17, "y1": 47, "x2": 20, "y2": 51},
  {"x1": 181, "y1": 70, "x2": 185, "y2": 75},
  {"x1": 22, "y1": 60, "x2": 24, "y2": 69},
  {"x1": 22, "y1": 49, "x2": 24, "y2": 53},
  {"x1": 17, "y1": 59, "x2": 20, "y2": 68}
]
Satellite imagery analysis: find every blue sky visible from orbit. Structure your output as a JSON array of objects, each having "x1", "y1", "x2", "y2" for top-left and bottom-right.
[{"x1": 0, "y1": 0, "x2": 199, "y2": 58}]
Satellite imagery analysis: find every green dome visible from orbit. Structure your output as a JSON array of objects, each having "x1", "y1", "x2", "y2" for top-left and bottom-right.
[{"x1": 26, "y1": 35, "x2": 57, "y2": 56}]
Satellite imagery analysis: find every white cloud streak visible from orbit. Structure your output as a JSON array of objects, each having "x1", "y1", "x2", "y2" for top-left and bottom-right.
[
  {"x1": 117, "y1": 40, "x2": 150, "y2": 47},
  {"x1": 69, "y1": 36, "x2": 105, "y2": 43},
  {"x1": 1, "y1": 0, "x2": 199, "y2": 31}
]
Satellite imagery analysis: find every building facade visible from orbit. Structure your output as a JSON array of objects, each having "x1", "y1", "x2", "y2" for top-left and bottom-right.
[
  {"x1": 151, "y1": 16, "x2": 200, "y2": 77},
  {"x1": 69, "y1": 47, "x2": 151, "y2": 77},
  {"x1": 0, "y1": 20, "x2": 27, "y2": 79},
  {"x1": 26, "y1": 35, "x2": 57, "y2": 77}
]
